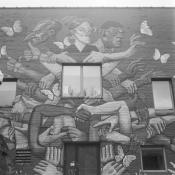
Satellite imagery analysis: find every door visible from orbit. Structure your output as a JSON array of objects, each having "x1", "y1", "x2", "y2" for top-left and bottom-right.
[{"x1": 64, "y1": 142, "x2": 100, "y2": 175}]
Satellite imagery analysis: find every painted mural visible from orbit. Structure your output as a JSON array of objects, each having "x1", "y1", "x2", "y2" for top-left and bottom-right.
[{"x1": 0, "y1": 8, "x2": 174, "y2": 175}]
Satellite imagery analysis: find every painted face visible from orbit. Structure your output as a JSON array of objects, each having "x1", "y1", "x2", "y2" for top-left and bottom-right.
[
  {"x1": 73, "y1": 22, "x2": 93, "y2": 44},
  {"x1": 104, "y1": 27, "x2": 124, "y2": 48},
  {"x1": 25, "y1": 27, "x2": 55, "y2": 46},
  {"x1": 30, "y1": 29, "x2": 51, "y2": 45}
]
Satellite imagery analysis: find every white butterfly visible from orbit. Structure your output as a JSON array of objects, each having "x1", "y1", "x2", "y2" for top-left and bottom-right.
[
  {"x1": 0, "y1": 70, "x2": 4, "y2": 82},
  {"x1": 115, "y1": 145, "x2": 136, "y2": 167},
  {"x1": 172, "y1": 42, "x2": 175, "y2": 45},
  {"x1": 1, "y1": 20, "x2": 23, "y2": 36},
  {"x1": 153, "y1": 48, "x2": 170, "y2": 64},
  {"x1": 40, "y1": 89, "x2": 54, "y2": 100},
  {"x1": 0, "y1": 45, "x2": 7, "y2": 58},
  {"x1": 140, "y1": 20, "x2": 153, "y2": 36}
]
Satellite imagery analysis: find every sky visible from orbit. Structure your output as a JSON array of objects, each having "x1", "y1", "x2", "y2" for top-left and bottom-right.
[{"x1": 0, "y1": 0, "x2": 174, "y2": 7}]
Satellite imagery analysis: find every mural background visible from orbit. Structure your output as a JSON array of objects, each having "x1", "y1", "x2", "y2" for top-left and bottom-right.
[{"x1": 0, "y1": 8, "x2": 174, "y2": 175}]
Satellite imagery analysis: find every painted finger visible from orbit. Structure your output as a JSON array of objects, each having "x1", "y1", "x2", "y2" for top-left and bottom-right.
[
  {"x1": 33, "y1": 167, "x2": 44, "y2": 174},
  {"x1": 113, "y1": 163, "x2": 122, "y2": 172},
  {"x1": 158, "y1": 122, "x2": 164, "y2": 133},
  {"x1": 168, "y1": 168, "x2": 175, "y2": 174},
  {"x1": 170, "y1": 162, "x2": 175, "y2": 168},
  {"x1": 109, "y1": 144, "x2": 114, "y2": 159},
  {"x1": 39, "y1": 160, "x2": 49, "y2": 166},
  {"x1": 101, "y1": 146, "x2": 105, "y2": 161},
  {"x1": 117, "y1": 166, "x2": 126, "y2": 175},
  {"x1": 57, "y1": 148, "x2": 61, "y2": 164},
  {"x1": 45, "y1": 147, "x2": 50, "y2": 161},
  {"x1": 34, "y1": 165, "x2": 46, "y2": 171}
]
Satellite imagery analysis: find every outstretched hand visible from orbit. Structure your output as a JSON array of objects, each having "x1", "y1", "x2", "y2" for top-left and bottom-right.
[{"x1": 39, "y1": 126, "x2": 67, "y2": 146}]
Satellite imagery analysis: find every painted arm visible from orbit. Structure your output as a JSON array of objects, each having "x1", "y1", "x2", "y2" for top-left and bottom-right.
[{"x1": 77, "y1": 101, "x2": 131, "y2": 135}]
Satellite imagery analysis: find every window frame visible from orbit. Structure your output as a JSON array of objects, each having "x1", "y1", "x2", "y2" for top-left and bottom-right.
[
  {"x1": 63, "y1": 141, "x2": 101, "y2": 175},
  {"x1": 140, "y1": 145, "x2": 167, "y2": 173},
  {"x1": 61, "y1": 63, "x2": 103, "y2": 99},
  {"x1": 151, "y1": 77, "x2": 175, "y2": 115}
]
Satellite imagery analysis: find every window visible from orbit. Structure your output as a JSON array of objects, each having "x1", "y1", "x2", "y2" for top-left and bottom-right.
[
  {"x1": 140, "y1": 146, "x2": 167, "y2": 172},
  {"x1": 152, "y1": 78, "x2": 174, "y2": 114},
  {"x1": 15, "y1": 149, "x2": 31, "y2": 164},
  {"x1": 0, "y1": 78, "x2": 17, "y2": 107},
  {"x1": 64, "y1": 142, "x2": 100, "y2": 175},
  {"x1": 62, "y1": 64, "x2": 102, "y2": 98}
]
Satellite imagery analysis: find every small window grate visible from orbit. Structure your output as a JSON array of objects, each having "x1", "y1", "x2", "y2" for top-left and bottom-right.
[{"x1": 15, "y1": 149, "x2": 31, "y2": 164}]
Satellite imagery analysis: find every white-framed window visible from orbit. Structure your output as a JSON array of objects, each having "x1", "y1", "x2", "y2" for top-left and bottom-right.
[
  {"x1": 62, "y1": 64, "x2": 102, "y2": 98},
  {"x1": 140, "y1": 146, "x2": 167, "y2": 172},
  {"x1": 152, "y1": 78, "x2": 174, "y2": 114}
]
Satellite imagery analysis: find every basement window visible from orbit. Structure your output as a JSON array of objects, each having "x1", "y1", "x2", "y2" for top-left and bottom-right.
[{"x1": 140, "y1": 146, "x2": 167, "y2": 172}]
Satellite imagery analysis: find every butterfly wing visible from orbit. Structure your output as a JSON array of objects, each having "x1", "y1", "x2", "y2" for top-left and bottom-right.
[
  {"x1": 40, "y1": 90, "x2": 54, "y2": 100},
  {"x1": 1, "y1": 45, "x2": 7, "y2": 56},
  {"x1": 1, "y1": 27, "x2": 14, "y2": 36},
  {"x1": 123, "y1": 155, "x2": 136, "y2": 167},
  {"x1": 115, "y1": 145, "x2": 124, "y2": 162},
  {"x1": 140, "y1": 20, "x2": 153, "y2": 36},
  {"x1": 13, "y1": 20, "x2": 23, "y2": 33},
  {"x1": 160, "y1": 53, "x2": 170, "y2": 64},
  {"x1": 153, "y1": 48, "x2": 161, "y2": 61}
]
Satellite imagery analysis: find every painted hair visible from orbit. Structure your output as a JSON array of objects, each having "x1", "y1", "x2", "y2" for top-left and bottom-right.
[
  {"x1": 101, "y1": 20, "x2": 123, "y2": 30},
  {"x1": 24, "y1": 19, "x2": 62, "y2": 41},
  {"x1": 62, "y1": 16, "x2": 93, "y2": 30}
]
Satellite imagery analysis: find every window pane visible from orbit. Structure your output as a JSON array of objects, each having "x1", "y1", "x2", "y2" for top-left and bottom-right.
[
  {"x1": 152, "y1": 80, "x2": 173, "y2": 110},
  {"x1": 142, "y1": 148, "x2": 165, "y2": 171},
  {"x1": 62, "y1": 66, "x2": 81, "y2": 97},
  {"x1": 83, "y1": 66, "x2": 102, "y2": 98}
]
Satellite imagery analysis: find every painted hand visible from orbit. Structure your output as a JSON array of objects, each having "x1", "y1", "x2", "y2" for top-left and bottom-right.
[
  {"x1": 28, "y1": 42, "x2": 41, "y2": 57},
  {"x1": 67, "y1": 126, "x2": 87, "y2": 141},
  {"x1": 83, "y1": 51, "x2": 105, "y2": 63},
  {"x1": 39, "y1": 73, "x2": 55, "y2": 89},
  {"x1": 93, "y1": 115, "x2": 118, "y2": 133},
  {"x1": 45, "y1": 146, "x2": 62, "y2": 167},
  {"x1": 24, "y1": 82, "x2": 38, "y2": 97},
  {"x1": 7, "y1": 58, "x2": 24, "y2": 73},
  {"x1": 125, "y1": 58, "x2": 145, "y2": 77},
  {"x1": 76, "y1": 104, "x2": 95, "y2": 115},
  {"x1": 148, "y1": 117, "x2": 166, "y2": 135},
  {"x1": 129, "y1": 34, "x2": 142, "y2": 46},
  {"x1": 102, "y1": 161, "x2": 126, "y2": 175},
  {"x1": 33, "y1": 160, "x2": 63, "y2": 175},
  {"x1": 168, "y1": 162, "x2": 175, "y2": 175},
  {"x1": 121, "y1": 80, "x2": 137, "y2": 94},
  {"x1": 125, "y1": 35, "x2": 145, "y2": 58},
  {"x1": 101, "y1": 144, "x2": 115, "y2": 164},
  {"x1": 23, "y1": 50, "x2": 34, "y2": 61},
  {"x1": 39, "y1": 126, "x2": 67, "y2": 146},
  {"x1": 48, "y1": 52, "x2": 76, "y2": 63}
]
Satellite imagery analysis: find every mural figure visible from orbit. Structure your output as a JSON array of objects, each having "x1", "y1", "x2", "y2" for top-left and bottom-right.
[
  {"x1": 0, "y1": 9, "x2": 174, "y2": 175},
  {"x1": 62, "y1": 16, "x2": 99, "y2": 53}
]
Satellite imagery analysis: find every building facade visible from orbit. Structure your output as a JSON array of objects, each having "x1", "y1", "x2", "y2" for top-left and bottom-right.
[{"x1": 0, "y1": 8, "x2": 175, "y2": 175}]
